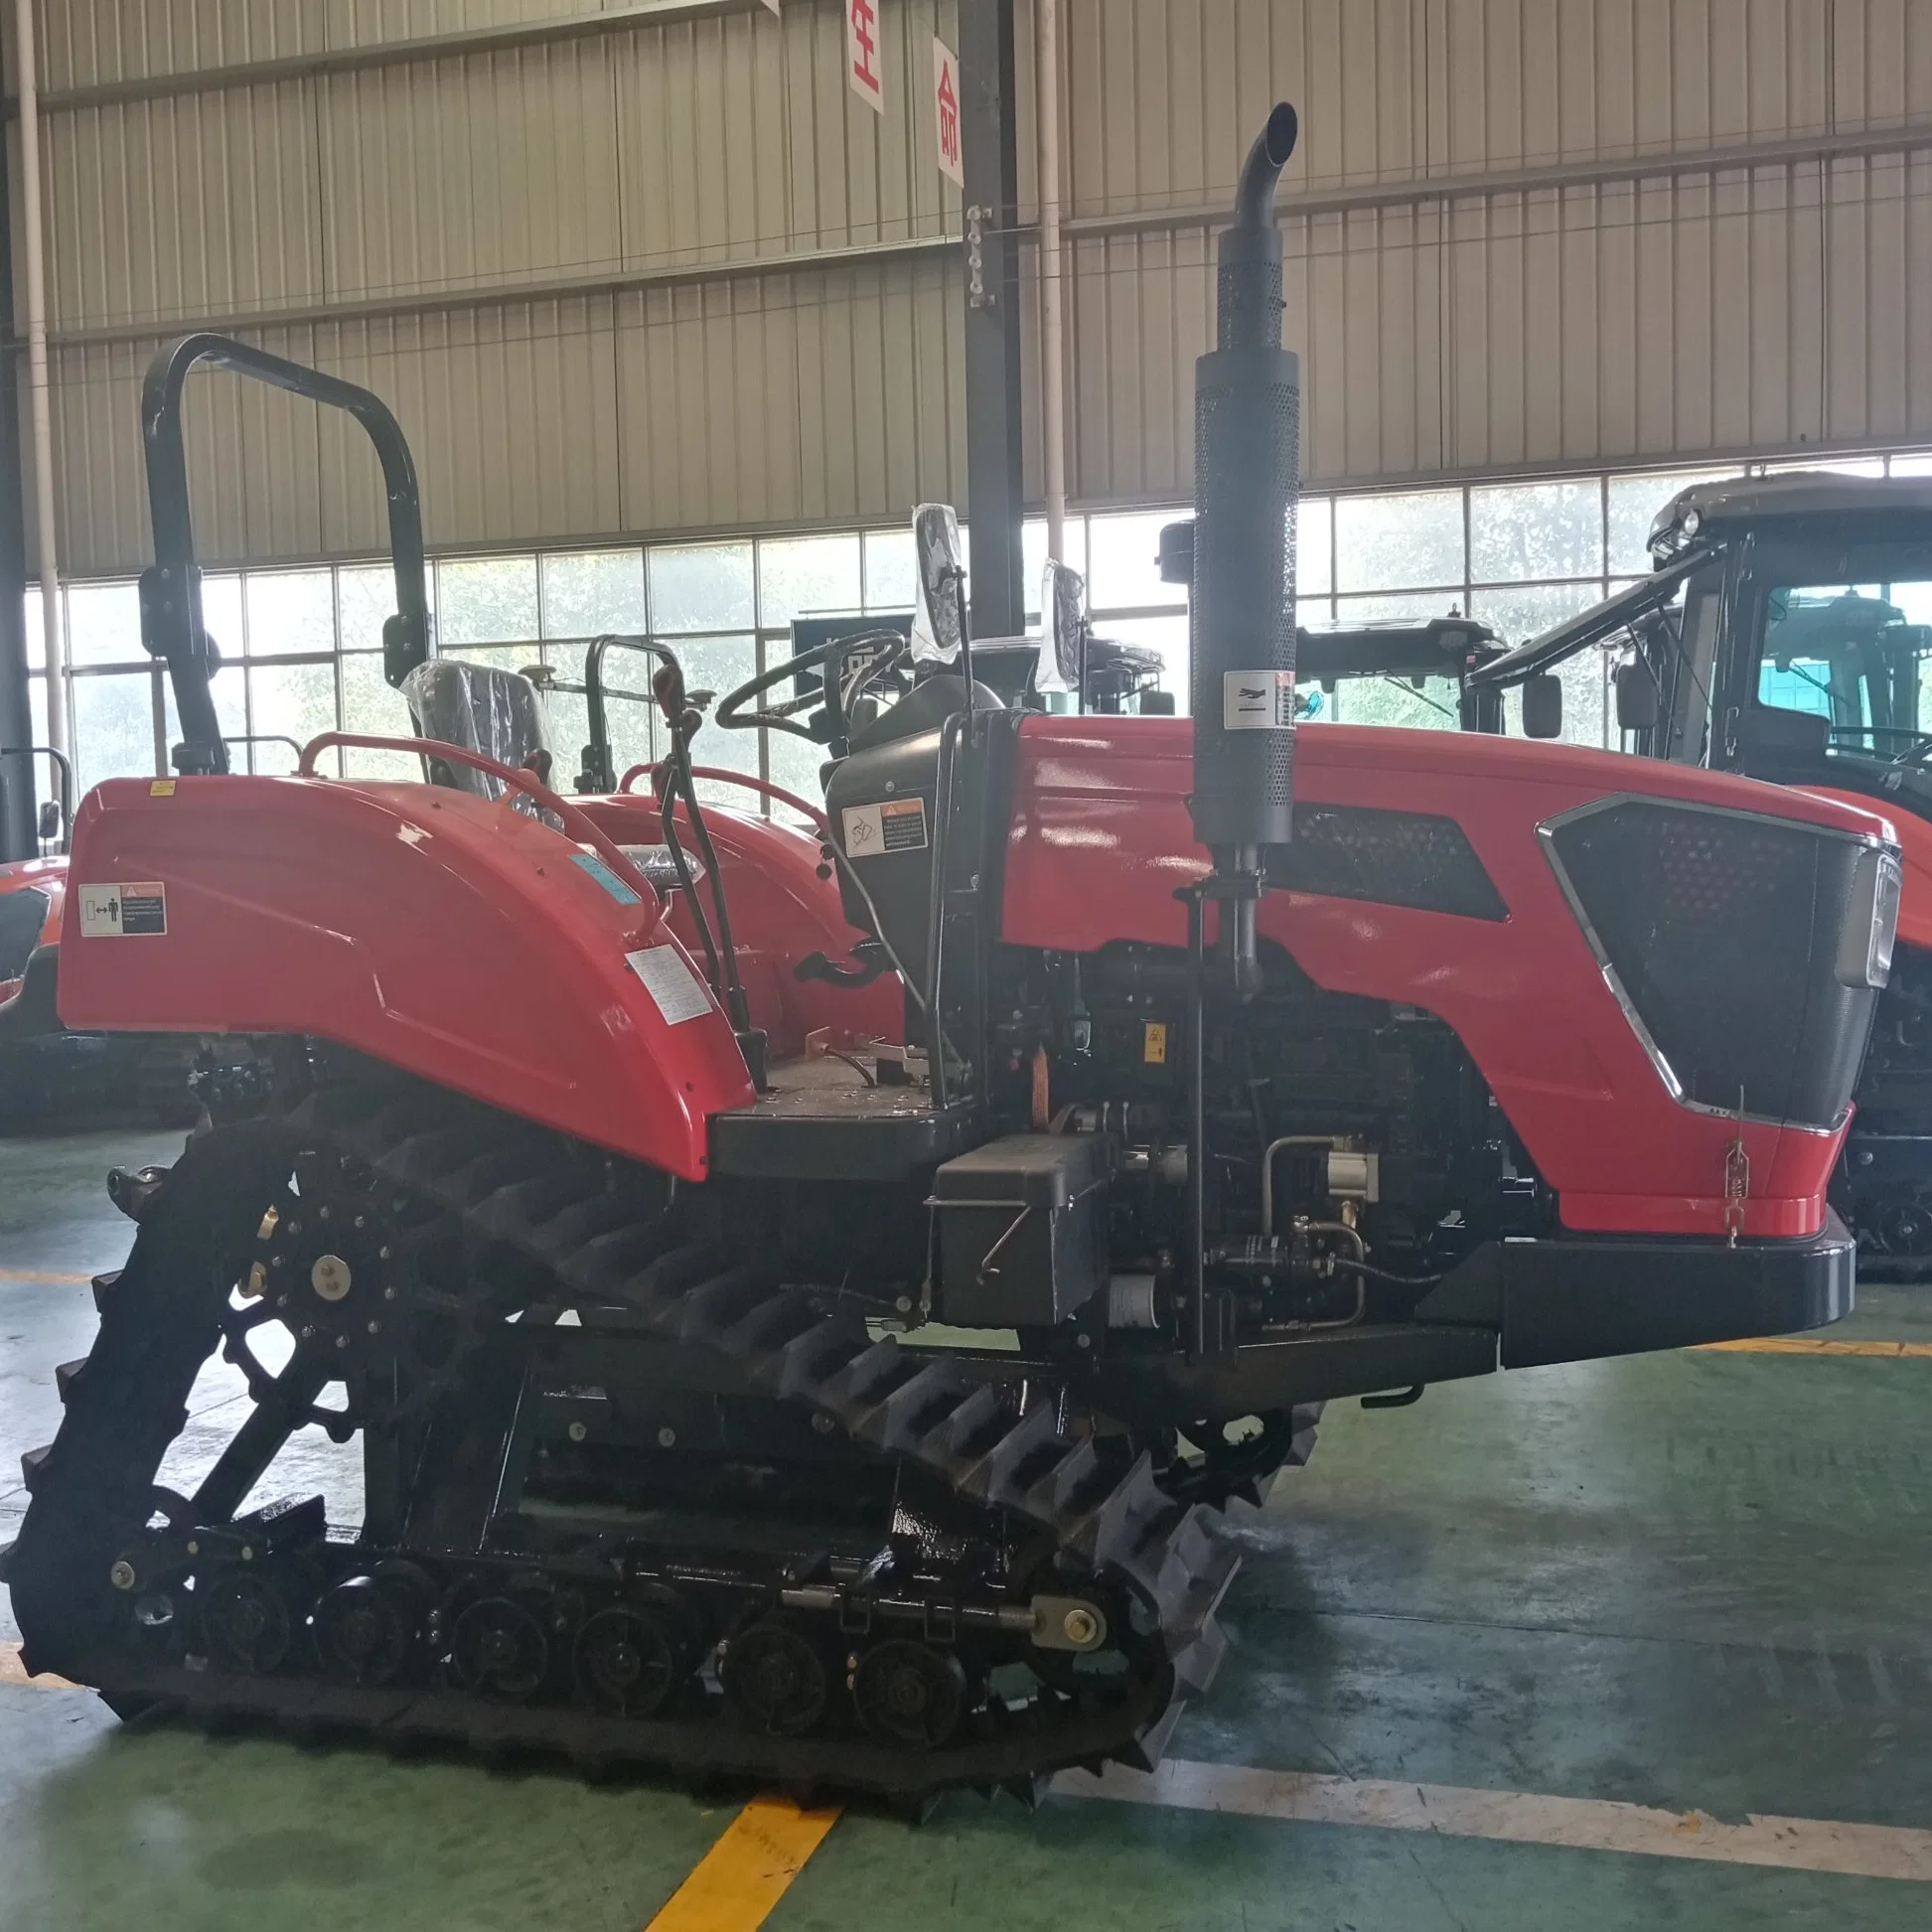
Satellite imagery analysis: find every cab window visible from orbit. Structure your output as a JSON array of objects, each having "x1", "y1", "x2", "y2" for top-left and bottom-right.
[{"x1": 1754, "y1": 579, "x2": 1932, "y2": 755}]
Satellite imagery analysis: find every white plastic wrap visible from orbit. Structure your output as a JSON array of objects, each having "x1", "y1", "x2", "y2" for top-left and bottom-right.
[
  {"x1": 1035, "y1": 560, "x2": 1087, "y2": 695},
  {"x1": 909, "y1": 504, "x2": 966, "y2": 666}
]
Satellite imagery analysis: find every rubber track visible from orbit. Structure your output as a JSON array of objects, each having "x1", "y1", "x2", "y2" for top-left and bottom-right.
[{"x1": 7, "y1": 1082, "x2": 1244, "y2": 1802}]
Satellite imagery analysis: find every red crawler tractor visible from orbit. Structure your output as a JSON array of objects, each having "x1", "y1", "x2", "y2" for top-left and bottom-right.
[{"x1": 2, "y1": 108, "x2": 1899, "y2": 1806}]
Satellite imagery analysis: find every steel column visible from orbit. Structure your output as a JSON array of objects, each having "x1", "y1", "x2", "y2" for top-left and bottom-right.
[
  {"x1": 958, "y1": 0, "x2": 1025, "y2": 643},
  {"x1": 0, "y1": 112, "x2": 36, "y2": 863}
]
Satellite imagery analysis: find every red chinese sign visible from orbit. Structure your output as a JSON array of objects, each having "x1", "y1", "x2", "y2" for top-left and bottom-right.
[
  {"x1": 847, "y1": 0, "x2": 884, "y2": 112},
  {"x1": 933, "y1": 39, "x2": 964, "y2": 187}
]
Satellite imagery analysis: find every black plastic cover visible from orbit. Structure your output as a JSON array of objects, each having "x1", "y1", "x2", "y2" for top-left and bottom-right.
[
  {"x1": 1545, "y1": 801, "x2": 1880, "y2": 1127},
  {"x1": 1265, "y1": 805, "x2": 1508, "y2": 922}
]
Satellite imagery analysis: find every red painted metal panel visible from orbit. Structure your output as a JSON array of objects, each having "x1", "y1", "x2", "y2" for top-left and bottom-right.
[
  {"x1": 57, "y1": 776, "x2": 754, "y2": 1179},
  {"x1": 1002, "y1": 717, "x2": 1888, "y2": 1240}
]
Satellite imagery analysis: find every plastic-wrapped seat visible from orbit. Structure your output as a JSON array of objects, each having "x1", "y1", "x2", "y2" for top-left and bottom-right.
[{"x1": 401, "y1": 660, "x2": 554, "y2": 802}]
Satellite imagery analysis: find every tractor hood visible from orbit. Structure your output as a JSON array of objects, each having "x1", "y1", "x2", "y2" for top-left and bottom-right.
[{"x1": 1001, "y1": 715, "x2": 1897, "y2": 1243}]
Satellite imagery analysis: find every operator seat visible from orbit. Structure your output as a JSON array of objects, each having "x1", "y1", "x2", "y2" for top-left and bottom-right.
[{"x1": 401, "y1": 659, "x2": 554, "y2": 802}]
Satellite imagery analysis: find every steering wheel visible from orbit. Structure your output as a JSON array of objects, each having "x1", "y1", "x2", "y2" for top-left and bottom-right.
[{"x1": 714, "y1": 631, "x2": 912, "y2": 749}]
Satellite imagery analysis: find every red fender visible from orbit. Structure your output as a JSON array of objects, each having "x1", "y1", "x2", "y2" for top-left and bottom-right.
[
  {"x1": 57, "y1": 777, "x2": 754, "y2": 1179},
  {"x1": 1002, "y1": 717, "x2": 1893, "y2": 1241},
  {"x1": 577, "y1": 793, "x2": 905, "y2": 1055}
]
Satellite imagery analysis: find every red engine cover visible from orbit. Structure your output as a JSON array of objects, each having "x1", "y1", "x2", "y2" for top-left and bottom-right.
[{"x1": 1002, "y1": 716, "x2": 1891, "y2": 1240}]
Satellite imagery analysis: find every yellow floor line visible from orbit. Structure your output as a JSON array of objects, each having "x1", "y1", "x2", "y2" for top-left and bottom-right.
[
  {"x1": 1059, "y1": 1759, "x2": 1932, "y2": 1882},
  {"x1": 1697, "y1": 1337, "x2": 1932, "y2": 1358},
  {"x1": 643, "y1": 1795, "x2": 841, "y2": 1932},
  {"x1": 0, "y1": 1641, "x2": 74, "y2": 1690},
  {"x1": 0, "y1": 1267, "x2": 92, "y2": 1286}
]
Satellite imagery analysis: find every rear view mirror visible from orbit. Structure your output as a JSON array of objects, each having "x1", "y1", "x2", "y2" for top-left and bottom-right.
[
  {"x1": 910, "y1": 505, "x2": 966, "y2": 666},
  {"x1": 1037, "y1": 560, "x2": 1086, "y2": 695},
  {"x1": 1615, "y1": 659, "x2": 1660, "y2": 731},
  {"x1": 1522, "y1": 672, "x2": 1563, "y2": 740},
  {"x1": 37, "y1": 802, "x2": 60, "y2": 842}
]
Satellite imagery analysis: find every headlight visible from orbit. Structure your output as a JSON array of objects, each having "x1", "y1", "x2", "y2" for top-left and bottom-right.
[{"x1": 1836, "y1": 842, "x2": 1902, "y2": 989}]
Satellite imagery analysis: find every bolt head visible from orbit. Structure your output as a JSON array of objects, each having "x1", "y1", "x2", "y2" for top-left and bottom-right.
[
  {"x1": 1077, "y1": 1332, "x2": 1093, "y2": 1349},
  {"x1": 239, "y1": 1547, "x2": 254, "y2": 1562},
  {"x1": 657, "y1": 1426, "x2": 677, "y2": 1449},
  {"x1": 336, "y1": 1334, "x2": 351, "y2": 1349},
  {"x1": 568, "y1": 1420, "x2": 588, "y2": 1443},
  {"x1": 367, "y1": 1320, "x2": 380, "y2": 1335},
  {"x1": 895, "y1": 1294, "x2": 914, "y2": 1313},
  {"x1": 1062, "y1": 1606, "x2": 1101, "y2": 1647},
  {"x1": 186, "y1": 1540, "x2": 199, "y2": 1557},
  {"x1": 812, "y1": 1412, "x2": 835, "y2": 1435},
  {"x1": 109, "y1": 1560, "x2": 137, "y2": 1591}
]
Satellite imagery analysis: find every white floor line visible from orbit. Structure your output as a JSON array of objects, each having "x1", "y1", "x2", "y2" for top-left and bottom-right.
[{"x1": 1055, "y1": 1759, "x2": 1932, "y2": 1883}]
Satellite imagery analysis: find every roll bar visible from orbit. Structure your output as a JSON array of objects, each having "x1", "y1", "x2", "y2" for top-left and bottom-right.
[{"x1": 139, "y1": 334, "x2": 433, "y2": 775}]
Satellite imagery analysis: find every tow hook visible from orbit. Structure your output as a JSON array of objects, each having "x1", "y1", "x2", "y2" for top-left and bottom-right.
[{"x1": 107, "y1": 1165, "x2": 172, "y2": 1223}]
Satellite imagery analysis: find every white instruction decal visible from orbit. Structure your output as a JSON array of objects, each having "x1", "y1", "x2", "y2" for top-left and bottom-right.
[
  {"x1": 1223, "y1": 670, "x2": 1296, "y2": 731},
  {"x1": 77, "y1": 881, "x2": 168, "y2": 938},
  {"x1": 626, "y1": 944, "x2": 714, "y2": 1025},
  {"x1": 841, "y1": 798, "x2": 929, "y2": 858}
]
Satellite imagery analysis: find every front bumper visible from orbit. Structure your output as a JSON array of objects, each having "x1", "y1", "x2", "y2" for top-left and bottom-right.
[
  {"x1": 1080, "y1": 1215, "x2": 1856, "y2": 1422},
  {"x1": 1418, "y1": 1212, "x2": 1856, "y2": 1368}
]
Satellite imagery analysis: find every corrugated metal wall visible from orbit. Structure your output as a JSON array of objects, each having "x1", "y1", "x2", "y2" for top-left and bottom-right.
[
  {"x1": 1056, "y1": 0, "x2": 1932, "y2": 505},
  {"x1": 16, "y1": 0, "x2": 1932, "y2": 573}
]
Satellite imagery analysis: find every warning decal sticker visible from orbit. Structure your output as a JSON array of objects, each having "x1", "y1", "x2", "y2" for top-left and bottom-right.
[
  {"x1": 841, "y1": 797, "x2": 929, "y2": 858},
  {"x1": 1223, "y1": 669, "x2": 1296, "y2": 731},
  {"x1": 626, "y1": 944, "x2": 715, "y2": 1025},
  {"x1": 76, "y1": 882, "x2": 168, "y2": 938}
]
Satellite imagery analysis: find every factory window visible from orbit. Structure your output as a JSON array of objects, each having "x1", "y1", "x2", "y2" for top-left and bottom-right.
[
  {"x1": 1336, "y1": 489, "x2": 1464, "y2": 593},
  {"x1": 29, "y1": 443, "x2": 1932, "y2": 812}
]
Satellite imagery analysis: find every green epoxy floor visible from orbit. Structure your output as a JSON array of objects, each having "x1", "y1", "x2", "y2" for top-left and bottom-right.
[{"x1": 4, "y1": 1125, "x2": 1931, "y2": 1929}]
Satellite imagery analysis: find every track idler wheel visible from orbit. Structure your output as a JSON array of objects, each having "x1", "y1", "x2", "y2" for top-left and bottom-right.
[
  {"x1": 450, "y1": 1595, "x2": 551, "y2": 1701},
  {"x1": 310, "y1": 1563, "x2": 433, "y2": 1687},
  {"x1": 850, "y1": 1639, "x2": 968, "y2": 1750},
  {"x1": 722, "y1": 1616, "x2": 829, "y2": 1737},
  {"x1": 201, "y1": 1563, "x2": 298, "y2": 1674}
]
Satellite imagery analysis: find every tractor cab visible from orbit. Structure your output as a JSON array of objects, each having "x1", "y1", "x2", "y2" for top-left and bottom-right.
[{"x1": 1472, "y1": 472, "x2": 1932, "y2": 804}]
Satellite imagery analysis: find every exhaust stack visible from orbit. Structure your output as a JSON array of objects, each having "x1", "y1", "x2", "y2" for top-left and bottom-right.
[{"x1": 1188, "y1": 102, "x2": 1300, "y2": 971}]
